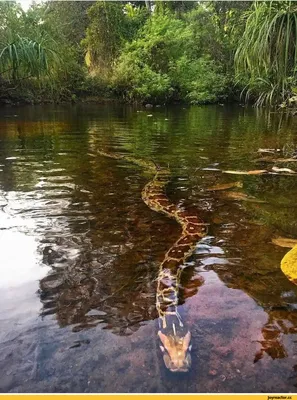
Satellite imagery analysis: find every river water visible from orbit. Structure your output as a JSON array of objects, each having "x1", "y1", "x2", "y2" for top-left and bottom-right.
[{"x1": 0, "y1": 104, "x2": 297, "y2": 393}]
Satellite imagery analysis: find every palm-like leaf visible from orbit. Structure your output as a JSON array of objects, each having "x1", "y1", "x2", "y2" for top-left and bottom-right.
[
  {"x1": 0, "y1": 34, "x2": 60, "y2": 81},
  {"x1": 235, "y1": 1, "x2": 297, "y2": 105}
]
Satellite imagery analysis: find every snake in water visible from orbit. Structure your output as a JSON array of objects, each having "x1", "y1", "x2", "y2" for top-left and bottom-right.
[{"x1": 98, "y1": 150, "x2": 207, "y2": 372}]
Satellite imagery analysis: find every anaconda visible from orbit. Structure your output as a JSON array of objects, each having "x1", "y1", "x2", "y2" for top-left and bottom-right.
[{"x1": 98, "y1": 150, "x2": 207, "y2": 372}]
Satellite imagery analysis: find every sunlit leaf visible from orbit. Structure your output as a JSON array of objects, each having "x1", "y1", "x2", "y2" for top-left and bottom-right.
[
  {"x1": 271, "y1": 166, "x2": 297, "y2": 174},
  {"x1": 255, "y1": 157, "x2": 297, "y2": 163},
  {"x1": 276, "y1": 158, "x2": 297, "y2": 163},
  {"x1": 222, "y1": 191, "x2": 266, "y2": 202},
  {"x1": 223, "y1": 170, "x2": 267, "y2": 175},
  {"x1": 207, "y1": 182, "x2": 243, "y2": 191},
  {"x1": 272, "y1": 237, "x2": 297, "y2": 248},
  {"x1": 257, "y1": 148, "x2": 279, "y2": 154},
  {"x1": 281, "y1": 244, "x2": 297, "y2": 284}
]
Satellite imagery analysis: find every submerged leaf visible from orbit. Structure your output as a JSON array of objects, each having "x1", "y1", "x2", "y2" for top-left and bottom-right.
[
  {"x1": 281, "y1": 244, "x2": 297, "y2": 284},
  {"x1": 271, "y1": 166, "x2": 297, "y2": 174},
  {"x1": 247, "y1": 170, "x2": 268, "y2": 175},
  {"x1": 254, "y1": 157, "x2": 276, "y2": 163},
  {"x1": 255, "y1": 157, "x2": 297, "y2": 163},
  {"x1": 275, "y1": 158, "x2": 297, "y2": 163},
  {"x1": 223, "y1": 170, "x2": 267, "y2": 175},
  {"x1": 272, "y1": 237, "x2": 297, "y2": 248},
  {"x1": 222, "y1": 191, "x2": 266, "y2": 203},
  {"x1": 201, "y1": 167, "x2": 221, "y2": 171},
  {"x1": 223, "y1": 170, "x2": 247, "y2": 175},
  {"x1": 207, "y1": 181, "x2": 243, "y2": 191},
  {"x1": 257, "y1": 148, "x2": 280, "y2": 154}
]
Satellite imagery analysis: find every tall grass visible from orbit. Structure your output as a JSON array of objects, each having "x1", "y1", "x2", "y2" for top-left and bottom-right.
[{"x1": 235, "y1": 1, "x2": 297, "y2": 106}]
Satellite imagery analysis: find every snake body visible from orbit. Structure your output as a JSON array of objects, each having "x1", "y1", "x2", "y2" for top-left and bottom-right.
[{"x1": 98, "y1": 150, "x2": 207, "y2": 372}]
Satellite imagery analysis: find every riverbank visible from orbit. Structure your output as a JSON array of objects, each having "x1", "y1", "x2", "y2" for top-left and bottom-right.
[{"x1": 0, "y1": 83, "x2": 237, "y2": 107}]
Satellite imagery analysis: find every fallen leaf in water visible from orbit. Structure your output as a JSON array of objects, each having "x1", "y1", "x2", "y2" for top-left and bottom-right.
[
  {"x1": 223, "y1": 170, "x2": 247, "y2": 175},
  {"x1": 201, "y1": 167, "x2": 221, "y2": 171},
  {"x1": 212, "y1": 216, "x2": 224, "y2": 224},
  {"x1": 254, "y1": 157, "x2": 275, "y2": 163},
  {"x1": 257, "y1": 148, "x2": 280, "y2": 154},
  {"x1": 272, "y1": 166, "x2": 296, "y2": 174},
  {"x1": 223, "y1": 191, "x2": 249, "y2": 200},
  {"x1": 248, "y1": 219, "x2": 266, "y2": 226},
  {"x1": 254, "y1": 157, "x2": 297, "y2": 163},
  {"x1": 275, "y1": 158, "x2": 297, "y2": 163},
  {"x1": 281, "y1": 244, "x2": 297, "y2": 284},
  {"x1": 272, "y1": 237, "x2": 297, "y2": 248},
  {"x1": 223, "y1": 191, "x2": 265, "y2": 202},
  {"x1": 223, "y1": 170, "x2": 267, "y2": 175},
  {"x1": 207, "y1": 181, "x2": 243, "y2": 191},
  {"x1": 248, "y1": 170, "x2": 268, "y2": 175}
]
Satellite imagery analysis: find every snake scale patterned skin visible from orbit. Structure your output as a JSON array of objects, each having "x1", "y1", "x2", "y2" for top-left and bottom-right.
[{"x1": 98, "y1": 150, "x2": 207, "y2": 372}]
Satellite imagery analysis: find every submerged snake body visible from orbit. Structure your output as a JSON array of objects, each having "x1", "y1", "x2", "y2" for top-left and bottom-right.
[{"x1": 98, "y1": 151, "x2": 207, "y2": 372}]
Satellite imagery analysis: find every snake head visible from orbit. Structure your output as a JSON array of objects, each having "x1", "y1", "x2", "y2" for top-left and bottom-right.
[{"x1": 158, "y1": 331, "x2": 191, "y2": 372}]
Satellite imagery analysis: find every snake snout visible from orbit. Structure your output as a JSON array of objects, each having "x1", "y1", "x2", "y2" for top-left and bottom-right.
[
  {"x1": 159, "y1": 331, "x2": 192, "y2": 373},
  {"x1": 163, "y1": 351, "x2": 191, "y2": 373}
]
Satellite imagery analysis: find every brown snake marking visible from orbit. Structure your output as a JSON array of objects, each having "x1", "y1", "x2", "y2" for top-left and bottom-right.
[{"x1": 98, "y1": 150, "x2": 207, "y2": 372}]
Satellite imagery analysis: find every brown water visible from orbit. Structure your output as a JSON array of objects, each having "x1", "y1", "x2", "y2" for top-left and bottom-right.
[{"x1": 0, "y1": 104, "x2": 297, "y2": 393}]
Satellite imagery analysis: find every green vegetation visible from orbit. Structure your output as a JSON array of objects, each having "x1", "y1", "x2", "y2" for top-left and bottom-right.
[
  {"x1": 235, "y1": 1, "x2": 297, "y2": 106},
  {"x1": 111, "y1": 10, "x2": 230, "y2": 103},
  {"x1": 1, "y1": 0, "x2": 297, "y2": 107}
]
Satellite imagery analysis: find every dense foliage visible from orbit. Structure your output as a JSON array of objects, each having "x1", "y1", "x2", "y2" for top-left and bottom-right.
[
  {"x1": 235, "y1": 1, "x2": 297, "y2": 106},
  {"x1": 0, "y1": 0, "x2": 297, "y2": 106},
  {"x1": 112, "y1": 10, "x2": 231, "y2": 103}
]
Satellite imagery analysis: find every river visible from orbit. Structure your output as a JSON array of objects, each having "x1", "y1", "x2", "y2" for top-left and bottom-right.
[{"x1": 0, "y1": 104, "x2": 297, "y2": 393}]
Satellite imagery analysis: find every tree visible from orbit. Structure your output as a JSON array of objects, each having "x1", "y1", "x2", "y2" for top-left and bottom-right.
[
  {"x1": 112, "y1": 9, "x2": 229, "y2": 104},
  {"x1": 83, "y1": 1, "x2": 148, "y2": 76},
  {"x1": 154, "y1": 1, "x2": 196, "y2": 17},
  {"x1": 44, "y1": 1, "x2": 93, "y2": 56}
]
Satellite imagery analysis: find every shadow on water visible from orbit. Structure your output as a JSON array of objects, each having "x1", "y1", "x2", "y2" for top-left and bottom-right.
[{"x1": 1, "y1": 104, "x2": 297, "y2": 392}]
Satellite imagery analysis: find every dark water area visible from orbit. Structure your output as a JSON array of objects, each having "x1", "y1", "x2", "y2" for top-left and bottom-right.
[{"x1": 1, "y1": 104, "x2": 297, "y2": 393}]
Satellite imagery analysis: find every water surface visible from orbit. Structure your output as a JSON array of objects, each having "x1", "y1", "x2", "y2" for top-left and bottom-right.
[{"x1": 0, "y1": 104, "x2": 297, "y2": 392}]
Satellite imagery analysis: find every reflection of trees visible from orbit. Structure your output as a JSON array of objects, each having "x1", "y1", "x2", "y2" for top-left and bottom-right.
[
  {"x1": 206, "y1": 189, "x2": 297, "y2": 363},
  {"x1": 254, "y1": 309, "x2": 297, "y2": 363},
  {"x1": 40, "y1": 249, "x2": 204, "y2": 336},
  {"x1": 39, "y1": 146, "x2": 204, "y2": 335},
  {"x1": 241, "y1": 175, "x2": 297, "y2": 236},
  {"x1": 2, "y1": 103, "x2": 297, "y2": 351}
]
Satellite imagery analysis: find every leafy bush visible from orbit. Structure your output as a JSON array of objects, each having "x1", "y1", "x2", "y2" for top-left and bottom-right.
[
  {"x1": 113, "y1": 53, "x2": 172, "y2": 102},
  {"x1": 112, "y1": 11, "x2": 230, "y2": 104},
  {"x1": 169, "y1": 56, "x2": 230, "y2": 104}
]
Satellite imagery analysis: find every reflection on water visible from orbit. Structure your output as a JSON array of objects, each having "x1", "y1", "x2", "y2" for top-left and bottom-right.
[{"x1": 0, "y1": 104, "x2": 297, "y2": 392}]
